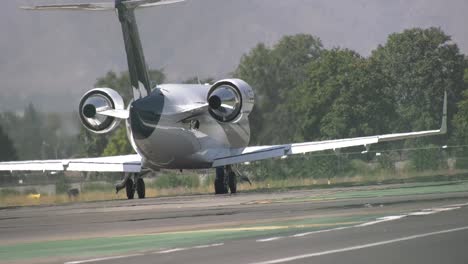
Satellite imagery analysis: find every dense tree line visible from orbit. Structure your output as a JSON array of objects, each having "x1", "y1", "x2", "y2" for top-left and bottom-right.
[
  {"x1": 0, "y1": 104, "x2": 79, "y2": 161},
  {"x1": 234, "y1": 27, "x2": 467, "y2": 177},
  {"x1": 1, "y1": 27, "x2": 468, "y2": 178},
  {"x1": 236, "y1": 28, "x2": 465, "y2": 148}
]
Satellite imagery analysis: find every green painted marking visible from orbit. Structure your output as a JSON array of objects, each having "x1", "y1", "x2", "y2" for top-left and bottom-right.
[
  {"x1": 3, "y1": 180, "x2": 466, "y2": 261},
  {"x1": 0, "y1": 215, "x2": 377, "y2": 261},
  {"x1": 279, "y1": 181, "x2": 468, "y2": 203}
]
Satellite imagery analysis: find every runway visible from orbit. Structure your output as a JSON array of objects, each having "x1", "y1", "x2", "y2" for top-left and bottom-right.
[{"x1": 2, "y1": 180, "x2": 468, "y2": 264}]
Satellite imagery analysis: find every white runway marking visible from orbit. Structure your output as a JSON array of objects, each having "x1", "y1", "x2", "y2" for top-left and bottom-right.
[
  {"x1": 64, "y1": 254, "x2": 143, "y2": 264},
  {"x1": 249, "y1": 226, "x2": 468, "y2": 264},
  {"x1": 357, "y1": 215, "x2": 406, "y2": 227},
  {"x1": 290, "y1": 226, "x2": 350, "y2": 238},
  {"x1": 65, "y1": 243, "x2": 225, "y2": 264},
  {"x1": 157, "y1": 248, "x2": 187, "y2": 254},
  {"x1": 193, "y1": 243, "x2": 224, "y2": 249},
  {"x1": 408, "y1": 206, "x2": 460, "y2": 216},
  {"x1": 257, "y1": 237, "x2": 283, "y2": 242},
  {"x1": 432, "y1": 206, "x2": 461, "y2": 212},
  {"x1": 408, "y1": 211, "x2": 436, "y2": 216}
]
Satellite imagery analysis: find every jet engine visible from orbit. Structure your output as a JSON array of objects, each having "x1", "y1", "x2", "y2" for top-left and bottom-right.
[
  {"x1": 78, "y1": 88, "x2": 125, "y2": 134},
  {"x1": 207, "y1": 79, "x2": 255, "y2": 122}
]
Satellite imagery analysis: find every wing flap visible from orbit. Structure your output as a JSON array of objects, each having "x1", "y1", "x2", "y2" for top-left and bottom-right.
[
  {"x1": 212, "y1": 147, "x2": 287, "y2": 167},
  {"x1": 0, "y1": 155, "x2": 141, "y2": 173}
]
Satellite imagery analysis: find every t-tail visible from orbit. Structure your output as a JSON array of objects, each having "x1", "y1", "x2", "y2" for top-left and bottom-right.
[{"x1": 21, "y1": 0, "x2": 185, "y2": 100}]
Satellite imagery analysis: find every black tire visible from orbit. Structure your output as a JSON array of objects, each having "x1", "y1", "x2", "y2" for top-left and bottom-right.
[
  {"x1": 126, "y1": 178, "x2": 135, "y2": 199},
  {"x1": 214, "y1": 167, "x2": 228, "y2": 194},
  {"x1": 228, "y1": 170, "x2": 237, "y2": 194},
  {"x1": 136, "y1": 178, "x2": 145, "y2": 199}
]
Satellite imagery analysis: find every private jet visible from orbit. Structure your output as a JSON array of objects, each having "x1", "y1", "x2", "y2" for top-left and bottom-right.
[{"x1": 0, "y1": 0, "x2": 447, "y2": 199}]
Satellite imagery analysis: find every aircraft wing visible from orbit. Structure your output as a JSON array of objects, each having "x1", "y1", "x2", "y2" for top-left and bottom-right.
[
  {"x1": 212, "y1": 92, "x2": 447, "y2": 167},
  {"x1": 0, "y1": 154, "x2": 142, "y2": 173}
]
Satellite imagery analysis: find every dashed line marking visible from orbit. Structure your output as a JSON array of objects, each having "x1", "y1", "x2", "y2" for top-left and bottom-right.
[
  {"x1": 257, "y1": 237, "x2": 283, "y2": 242},
  {"x1": 408, "y1": 211, "x2": 436, "y2": 216},
  {"x1": 156, "y1": 248, "x2": 187, "y2": 254},
  {"x1": 357, "y1": 215, "x2": 406, "y2": 227},
  {"x1": 249, "y1": 226, "x2": 468, "y2": 264},
  {"x1": 288, "y1": 204, "x2": 465, "y2": 239},
  {"x1": 64, "y1": 254, "x2": 143, "y2": 264},
  {"x1": 192, "y1": 243, "x2": 225, "y2": 249},
  {"x1": 432, "y1": 207, "x2": 461, "y2": 212},
  {"x1": 290, "y1": 226, "x2": 350, "y2": 238}
]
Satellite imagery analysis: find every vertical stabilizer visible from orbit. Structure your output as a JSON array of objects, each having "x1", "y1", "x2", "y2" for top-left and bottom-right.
[{"x1": 116, "y1": 0, "x2": 152, "y2": 99}]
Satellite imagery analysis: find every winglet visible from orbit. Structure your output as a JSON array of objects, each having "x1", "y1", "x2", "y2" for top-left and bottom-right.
[{"x1": 440, "y1": 90, "x2": 447, "y2": 134}]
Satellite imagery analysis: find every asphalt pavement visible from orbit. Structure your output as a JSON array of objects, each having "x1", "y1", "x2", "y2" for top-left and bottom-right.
[{"x1": 1, "y1": 181, "x2": 468, "y2": 264}]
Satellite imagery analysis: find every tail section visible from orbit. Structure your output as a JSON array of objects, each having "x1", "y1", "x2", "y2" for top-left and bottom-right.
[
  {"x1": 21, "y1": 0, "x2": 185, "y2": 100},
  {"x1": 116, "y1": 0, "x2": 152, "y2": 99}
]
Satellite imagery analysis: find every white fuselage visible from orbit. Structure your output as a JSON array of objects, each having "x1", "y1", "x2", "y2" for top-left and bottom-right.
[{"x1": 127, "y1": 83, "x2": 252, "y2": 170}]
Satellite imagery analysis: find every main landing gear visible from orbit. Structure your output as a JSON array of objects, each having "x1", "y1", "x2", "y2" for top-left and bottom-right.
[
  {"x1": 116, "y1": 173, "x2": 146, "y2": 199},
  {"x1": 214, "y1": 165, "x2": 237, "y2": 194}
]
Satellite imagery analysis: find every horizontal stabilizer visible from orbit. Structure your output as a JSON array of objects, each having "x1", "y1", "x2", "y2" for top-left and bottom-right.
[
  {"x1": 126, "y1": 0, "x2": 185, "y2": 9},
  {"x1": 20, "y1": 2, "x2": 115, "y2": 11},
  {"x1": 20, "y1": 0, "x2": 185, "y2": 11}
]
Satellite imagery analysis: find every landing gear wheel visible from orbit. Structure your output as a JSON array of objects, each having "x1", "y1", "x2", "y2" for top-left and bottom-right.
[
  {"x1": 214, "y1": 167, "x2": 228, "y2": 194},
  {"x1": 136, "y1": 178, "x2": 145, "y2": 199},
  {"x1": 228, "y1": 170, "x2": 237, "y2": 194},
  {"x1": 126, "y1": 178, "x2": 135, "y2": 199}
]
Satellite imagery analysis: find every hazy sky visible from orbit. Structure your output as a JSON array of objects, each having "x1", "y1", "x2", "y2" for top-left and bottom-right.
[{"x1": 1, "y1": 0, "x2": 467, "y2": 111}]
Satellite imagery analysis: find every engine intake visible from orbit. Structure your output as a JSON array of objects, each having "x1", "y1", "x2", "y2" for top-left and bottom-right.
[
  {"x1": 78, "y1": 88, "x2": 124, "y2": 134},
  {"x1": 207, "y1": 79, "x2": 254, "y2": 123}
]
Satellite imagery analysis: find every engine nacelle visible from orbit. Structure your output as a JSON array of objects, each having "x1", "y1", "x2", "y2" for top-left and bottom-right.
[
  {"x1": 78, "y1": 88, "x2": 125, "y2": 134},
  {"x1": 207, "y1": 79, "x2": 255, "y2": 123}
]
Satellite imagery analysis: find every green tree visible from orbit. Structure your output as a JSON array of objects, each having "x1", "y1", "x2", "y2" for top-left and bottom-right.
[
  {"x1": 0, "y1": 124, "x2": 17, "y2": 161},
  {"x1": 234, "y1": 34, "x2": 323, "y2": 144},
  {"x1": 102, "y1": 126, "x2": 135, "y2": 156},
  {"x1": 409, "y1": 144, "x2": 443, "y2": 171},
  {"x1": 78, "y1": 128, "x2": 109, "y2": 157},
  {"x1": 288, "y1": 49, "x2": 394, "y2": 142},
  {"x1": 370, "y1": 27, "x2": 465, "y2": 140},
  {"x1": 451, "y1": 66, "x2": 468, "y2": 167},
  {"x1": 17, "y1": 103, "x2": 45, "y2": 159}
]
